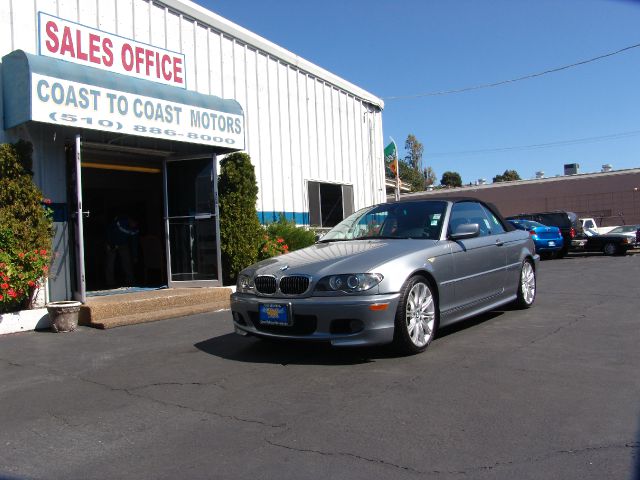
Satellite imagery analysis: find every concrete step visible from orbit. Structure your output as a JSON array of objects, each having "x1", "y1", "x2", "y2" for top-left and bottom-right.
[{"x1": 79, "y1": 287, "x2": 232, "y2": 329}]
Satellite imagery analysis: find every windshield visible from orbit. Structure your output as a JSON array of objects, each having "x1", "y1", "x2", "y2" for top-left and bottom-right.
[{"x1": 320, "y1": 201, "x2": 448, "y2": 242}]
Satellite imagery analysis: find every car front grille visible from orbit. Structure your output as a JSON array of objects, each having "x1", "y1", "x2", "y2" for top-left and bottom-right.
[
  {"x1": 255, "y1": 276, "x2": 277, "y2": 294},
  {"x1": 254, "y1": 275, "x2": 310, "y2": 295},
  {"x1": 279, "y1": 276, "x2": 310, "y2": 295}
]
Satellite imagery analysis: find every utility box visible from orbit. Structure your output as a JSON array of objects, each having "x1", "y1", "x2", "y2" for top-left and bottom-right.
[{"x1": 564, "y1": 163, "x2": 580, "y2": 175}]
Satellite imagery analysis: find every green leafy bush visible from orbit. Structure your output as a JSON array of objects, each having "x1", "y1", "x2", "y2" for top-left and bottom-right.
[
  {"x1": 0, "y1": 141, "x2": 53, "y2": 313},
  {"x1": 218, "y1": 152, "x2": 263, "y2": 285},
  {"x1": 258, "y1": 233, "x2": 289, "y2": 260},
  {"x1": 265, "y1": 216, "x2": 316, "y2": 252}
]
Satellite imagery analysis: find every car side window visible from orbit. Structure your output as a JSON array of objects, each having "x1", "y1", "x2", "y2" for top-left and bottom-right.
[
  {"x1": 449, "y1": 202, "x2": 492, "y2": 237},
  {"x1": 481, "y1": 206, "x2": 506, "y2": 235}
]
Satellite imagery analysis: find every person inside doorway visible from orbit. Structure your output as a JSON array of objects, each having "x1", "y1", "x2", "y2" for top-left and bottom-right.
[{"x1": 105, "y1": 215, "x2": 140, "y2": 288}]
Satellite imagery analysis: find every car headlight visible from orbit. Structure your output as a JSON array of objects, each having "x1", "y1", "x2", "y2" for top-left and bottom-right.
[
  {"x1": 315, "y1": 273, "x2": 383, "y2": 293},
  {"x1": 236, "y1": 274, "x2": 255, "y2": 293}
]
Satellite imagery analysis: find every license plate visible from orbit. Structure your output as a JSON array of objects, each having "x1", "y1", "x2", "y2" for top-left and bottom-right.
[
  {"x1": 259, "y1": 303, "x2": 291, "y2": 326},
  {"x1": 548, "y1": 241, "x2": 555, "y2": 246}
]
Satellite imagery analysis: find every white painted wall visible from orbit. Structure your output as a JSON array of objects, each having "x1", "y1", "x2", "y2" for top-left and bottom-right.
[{"x1": 1, "y1": 0, "x2": 385, "y2": 222}]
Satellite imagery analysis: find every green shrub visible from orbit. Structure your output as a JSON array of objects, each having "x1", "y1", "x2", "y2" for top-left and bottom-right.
[
  {"x1": 218, "y1": 152, "x2": 263, "y2": 285},
  {"x1": 0, "y1": 141, "x2": 53, "y2": 313},
  {"x1": 265, "y1": 216, "x2": 316, "y2": 252}
]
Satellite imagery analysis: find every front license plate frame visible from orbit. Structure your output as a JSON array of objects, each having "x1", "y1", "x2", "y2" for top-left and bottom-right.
[{"x1": 259, "y1": 303, "x2": 292, "y2": 326}]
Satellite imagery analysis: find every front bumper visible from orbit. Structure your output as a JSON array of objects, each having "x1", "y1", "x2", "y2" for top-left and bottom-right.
[{"x1": 230, "y1": 292, "x2": 401, "y2": 347}]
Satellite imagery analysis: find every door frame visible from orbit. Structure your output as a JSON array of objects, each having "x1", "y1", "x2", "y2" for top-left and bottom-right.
[{"x1": 163, "y1": 153, "x2": 223, "y2": 288}]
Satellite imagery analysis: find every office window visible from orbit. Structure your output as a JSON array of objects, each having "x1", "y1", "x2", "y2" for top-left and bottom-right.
[{"x1": 308, "y1": 181, "x2": 354, "y2": 228}]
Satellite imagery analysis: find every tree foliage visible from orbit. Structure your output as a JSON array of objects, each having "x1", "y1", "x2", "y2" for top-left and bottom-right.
[
  {"x1": 0, "y1": 141, "x2": 53, "y2": 313},
  {"x1": 218, "y1": 152, "x2": 263, "y2": 285},
  {"x1": 493, "y1": 169, "x2": 521, "y2": 183},
  {"x1": 404, "y1": 134, "x2": 424, "y2": 170},
  {"x1": 440, "y1": 171, "x2": 463, "y2": 188},
  {"x1": 423, "y1": 166, "x2": 436, "y2": 187}
]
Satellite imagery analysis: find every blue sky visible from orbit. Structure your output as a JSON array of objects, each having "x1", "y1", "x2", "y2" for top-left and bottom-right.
[{"x1": 197, "y1": 0, "x2": 640, "y2": 185}]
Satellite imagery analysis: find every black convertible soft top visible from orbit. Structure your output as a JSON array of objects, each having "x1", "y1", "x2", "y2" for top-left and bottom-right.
[{"x1": 395, "y1": 196, "x2": 516, "y2": 232}]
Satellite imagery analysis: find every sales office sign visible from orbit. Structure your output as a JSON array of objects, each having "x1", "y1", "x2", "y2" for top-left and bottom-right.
[
  {"x1": 33, "y1": 12, "x2": 245, "y2": 148},
  {"x1": 38, "y1": 12, "x2": 185, "y2": 88}
]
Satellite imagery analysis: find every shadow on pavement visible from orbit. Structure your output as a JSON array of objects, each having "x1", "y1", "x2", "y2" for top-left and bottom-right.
[
  {"x1": 196, "y1": 310, "x2": 506, "y2": 365},
  {"x1": 194, "y1": 333, "x2": 399, "y2": 366}
]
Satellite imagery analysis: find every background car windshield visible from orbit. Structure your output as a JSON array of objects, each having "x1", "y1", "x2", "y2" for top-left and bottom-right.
[{"x1": 321, "y1": 201, "x2": 447, "y2": 241}]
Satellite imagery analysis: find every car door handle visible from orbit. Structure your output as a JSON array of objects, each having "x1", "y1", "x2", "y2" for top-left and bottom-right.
[{"x1": 495, "y1": 239, "x2": 504, "y2": 246}]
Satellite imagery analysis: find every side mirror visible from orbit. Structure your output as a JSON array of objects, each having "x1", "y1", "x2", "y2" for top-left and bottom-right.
[{"x1": 450, "y1": 223, "x2": 480, "y2": 240}]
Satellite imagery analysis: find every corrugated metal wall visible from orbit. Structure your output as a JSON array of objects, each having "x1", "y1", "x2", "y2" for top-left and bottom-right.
[{"x1": 0, "y1": 0, "x2": 386, "y2": 222}]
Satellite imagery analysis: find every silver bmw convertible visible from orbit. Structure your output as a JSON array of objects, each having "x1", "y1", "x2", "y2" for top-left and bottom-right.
[{"x1": 231, "y1": 198, "x2": 538, "y2": 354}]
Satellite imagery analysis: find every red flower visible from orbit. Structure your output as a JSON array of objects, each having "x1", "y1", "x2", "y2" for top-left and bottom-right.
[
  {"x1": 18, "y1": 252, "x2": 25, "y2": 259},
  {"x1": 42, "y1": 265, "x2": 49, "y2": 272},
  {"x1": 277, "y1": 238, "x2": 284, "y2": 243},
  {"x1": 1, "y1": 283, "x2": 8, "y2": 290},
  {"x1": 40, "y1": 249, "x2": 47, "y2": 256},
  {"x1": 0, "y1": 294, "x2": 3, "y2": 301},
  {"x1": 43, "y1": 198, "x2": 52, "y2": 205},
  {"x1": 0, "y1": 262, "x2": 5, "y2": 268},
  {"x1": 7, "y1": 289, "x2": 17, "y2": 298},
  {"x1": 28, "y1": 280, "x2": 36, "y2": 287}
]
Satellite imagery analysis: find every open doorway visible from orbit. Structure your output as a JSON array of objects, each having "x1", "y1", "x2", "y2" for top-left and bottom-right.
[{"x1": 81, "y1": 152, "x2": 166, "y2": 292}]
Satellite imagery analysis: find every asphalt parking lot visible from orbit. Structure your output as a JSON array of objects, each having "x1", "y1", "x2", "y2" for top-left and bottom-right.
[{"x1": 1, "y1": 253, "x2": 639, "y2": 480}]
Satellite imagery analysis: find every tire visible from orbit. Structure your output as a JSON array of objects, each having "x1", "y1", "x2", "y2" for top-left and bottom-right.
[
  {"x1": 603, "y1": 243, "x2": 617, "y2": 256},
  {"x1": 392, "y1": 276, "x2": 438, "y2": 355},
  {"x1": 555, "y1": 249, "x2": 565, "y2": 259},
  {"x1": 514, "y1": 259, "x2": 536, "y2": 309}
]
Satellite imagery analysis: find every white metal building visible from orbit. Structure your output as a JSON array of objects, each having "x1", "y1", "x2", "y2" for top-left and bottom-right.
[{"x1": 0, "y1": 0, "x2": 385, "y2": 301}]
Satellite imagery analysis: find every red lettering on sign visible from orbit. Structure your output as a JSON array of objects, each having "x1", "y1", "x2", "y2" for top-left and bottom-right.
[
  {"x1": 45, "y1": 21, "x2": 59, "y2": 53},
  {"x1": 60, "y1": 26, "x2": 75, "y2": 57},
  {"x1": 173, "y1": 57, "x2": 183, "y2": 84},
  {"x1": 161, "y1": 54, "x2": 171, "y2": 81},
  {"x1": 121, "y1": 43, "x2": 134, "y2": 71},
  {"x1": 134, "y1": 46, "x2": 144, "y2": 74},
  {"x1": 103, "y1": 38, "x2": 114, "y2": 67},
  {"x1": 76, "y1": 29, "x2": 88, "y2": 61},
  {"x1": 88, "y1": 33, "x2": 100, "y2": 63}
]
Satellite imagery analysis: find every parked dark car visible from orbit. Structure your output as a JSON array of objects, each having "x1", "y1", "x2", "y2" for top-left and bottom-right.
[
  {"x1": 507, "y1": 219, "x2": 564, "y2": 259},
  {"x1": 579, "y1": 232, "x2": 635, "y2": 255},
  {"x1": 506, "y1": 211, "x2": 585, "y2": 257}
]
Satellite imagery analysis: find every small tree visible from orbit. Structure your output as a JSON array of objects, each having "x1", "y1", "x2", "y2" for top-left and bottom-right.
[
  {"x1": 0, "y1": 141, "x2": 53, "y2": 313},
  {"x1": 404, "y1": 134, "x2": 424, "y2": 170},
  {"x1": 423, "y1": 166, "x2": 436, "y2": 187},
  {"x1": 440, "y1": 171, "x2": 462, "y2": 188},
  {"x1": 493, "y1": 169, "x2": 521, "y2": 183},
  {"x1": 218, "y1": 152, "x2": 263, "y2": 285}
]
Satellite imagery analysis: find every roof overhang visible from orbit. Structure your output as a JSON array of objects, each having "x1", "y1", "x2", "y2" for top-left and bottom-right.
[{"x1": 2, "y1": 49, "x2": 245, "y2": 150}]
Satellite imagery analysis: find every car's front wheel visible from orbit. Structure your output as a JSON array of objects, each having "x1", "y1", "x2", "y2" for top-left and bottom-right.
[
  {"x1": 392, "y1": 276, "x2": 438, "y2": 355},
  {"x1": 514, "y1": 259, "x2": 536, "y2": 308},
  {"x1": 603, "y1": 242, "x2": 617, "y2": 256}
]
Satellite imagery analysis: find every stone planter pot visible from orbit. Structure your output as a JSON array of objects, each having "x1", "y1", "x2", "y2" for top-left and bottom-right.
[{"x1": 47, "y1": 301, "x2": 82, "y2": 333}]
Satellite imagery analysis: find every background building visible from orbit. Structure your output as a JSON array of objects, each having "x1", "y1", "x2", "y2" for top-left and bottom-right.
[
  {"x1": 0, "y1": 0, "x2": 385, "y2": 301},
  {"x1": 398, "y1": 168, "x2": 640, "y2": 227}
]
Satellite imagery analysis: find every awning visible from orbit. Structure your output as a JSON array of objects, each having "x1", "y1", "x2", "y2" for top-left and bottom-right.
[{"x1": 2, "y1": 50, "x2": 245, "y2": 149}]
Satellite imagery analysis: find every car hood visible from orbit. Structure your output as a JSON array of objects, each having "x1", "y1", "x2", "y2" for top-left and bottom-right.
[{"x1": 244, "y1": 239, "x2": 441, "y2": 278}]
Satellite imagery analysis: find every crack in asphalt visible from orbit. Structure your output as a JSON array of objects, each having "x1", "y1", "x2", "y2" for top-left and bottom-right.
[
  {"x1": 265, "y1": 437, "x2": 640, "y2": 476},
  {"x1": 0, "y1": 357, "x2": 283, "y2": 430},
  {"x1": 527, "y1": 314, "x2": 586, "y2": 345},
  {"x1": 265, "y1": 437, "x2": 429, "y2": 475},
  {"x1": 77, "y1": 375, "x2": 287, "y2": 429}
]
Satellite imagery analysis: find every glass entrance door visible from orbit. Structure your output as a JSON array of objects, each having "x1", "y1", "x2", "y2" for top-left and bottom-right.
[{"x1": 164, "y1": 154, "x2": 222, "y2": 287}]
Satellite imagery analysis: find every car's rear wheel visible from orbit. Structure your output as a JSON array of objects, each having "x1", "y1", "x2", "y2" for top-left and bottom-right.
[
  {"x1": 392, "y1": 276, "x2": 438, "y2": 355},
  {"x1": 514, "y1": 259, "x2": 536, "y2": 308},
  {"x1": 603, "y1": 242, "x2": 617, "y2": 256}
]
